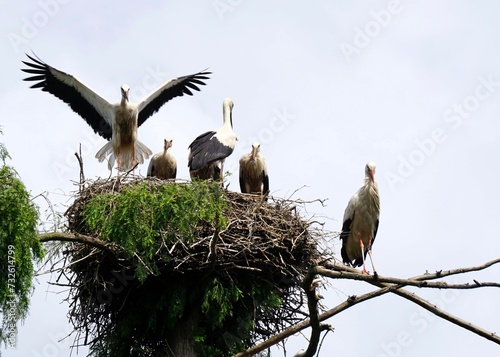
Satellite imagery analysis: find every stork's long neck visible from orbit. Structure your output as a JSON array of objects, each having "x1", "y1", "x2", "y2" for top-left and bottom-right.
[
  {"x1": 363, "y1": 176, "x2": 380, "y2": 212},
  {"x1": 223, "y1": 105, "x2": 233, "y2": 129}
]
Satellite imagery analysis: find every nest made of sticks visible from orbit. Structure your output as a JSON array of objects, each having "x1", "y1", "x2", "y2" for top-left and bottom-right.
[{"x1": 62, "y1": 176, "x2": 326, "y2": 348}]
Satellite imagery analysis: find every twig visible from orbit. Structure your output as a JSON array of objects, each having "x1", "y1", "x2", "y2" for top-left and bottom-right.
[
  {"x1": 74, "y1": 143, "x2": 85, "y2": 190},
  {"x1": 410, "y1": 257, "x2": 500, "y2": 281}
]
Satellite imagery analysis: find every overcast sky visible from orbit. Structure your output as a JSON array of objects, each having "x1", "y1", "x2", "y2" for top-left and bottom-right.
[{"x1": 1, "y1": 1, "x2": 500, "y2": 356}]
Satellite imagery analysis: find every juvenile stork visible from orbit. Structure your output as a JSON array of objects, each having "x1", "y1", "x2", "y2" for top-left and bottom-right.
[
  {"x1": 340, "y1": 162, "x2": 380, "y2": 275},
  {"x1": 147, "y1": 137, "x2": 177, "y2": 179},
  {"x1": 21, "y1": 54, "x2": 210, "y2": 172},
  {"x1": 239, "y1": 141, "x2": 269, "y2": 199},
  {"x1": 188, "y1": 98, "x2": 237, "y2": 180}
]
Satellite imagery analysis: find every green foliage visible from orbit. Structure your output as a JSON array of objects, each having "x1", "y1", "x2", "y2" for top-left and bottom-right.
[
  {"x1": 201, "y1": 277, "x2": 243, "y2": 328},
  {"x1": 90, "y1": 278, "x2": 192, "y2": 356},
  {"x1": 195, "y1": 276, "x2": 283, "y2": 356},
  {"x1": 83, "y1": 180, "x2": 227, "y2": 282},
  {"x1": 80, "y1": 180, "x2": 286, "y2": 356},
  {"x1": 0, "y1": 134, "x2": 44, "y2": 345}
]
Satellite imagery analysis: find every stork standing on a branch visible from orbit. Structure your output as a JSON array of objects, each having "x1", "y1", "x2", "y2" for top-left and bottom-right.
[
  {"x1": 21, "y1": 53, "x2": 210, "y2": 172},
  {"x1": 340, "y1": 162, "x2": 380, "y2": 274}
]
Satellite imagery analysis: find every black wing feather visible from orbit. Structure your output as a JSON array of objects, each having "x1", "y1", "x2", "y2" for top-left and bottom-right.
[
  {"x1": 239, "y1": 175, "x2": 247, "y2": 193},
  {"x1": 137, "y1": 71, "x2": 211, "y2": 127},
  {"x1": 188, "y1": 132, "x2": 234, "y2": 171},
  {"x1": 21, "y1": 54, "x2": 112, "y2": 140},
  {"x1": 340, "y1": 214, "x2": 354, "y2": 266},
  {"x1": 262, "y1": 172, "x2": 270, "y2": 195},
  {"x1": 372, "y1": 219, "x2": 379, "y2": 246},
  {"x1": 262, "y1": 172, "x2": 270, "y2": 201}
]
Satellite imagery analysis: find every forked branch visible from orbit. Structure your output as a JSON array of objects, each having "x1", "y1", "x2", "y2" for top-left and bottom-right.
[{"x1": 233, "y1": 258, "x2": 500, "y2": 357}]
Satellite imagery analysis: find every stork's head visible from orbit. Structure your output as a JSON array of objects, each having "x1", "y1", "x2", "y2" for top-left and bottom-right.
[
  {"x1": 365, "y1": 161, "x2": 376, "y2": 183},
  {"x1": 120, "y1": 84, "x2": 130, "y2": 102},
  {"x1": 223, "y1": 97, "x2": 234, "y2": 110},
  {"x1": 250, "y1": 141, "x2": 261, "y2": 160},
  {"x1": 163, "y1": 137, "x2": 173, "y2": 151}
]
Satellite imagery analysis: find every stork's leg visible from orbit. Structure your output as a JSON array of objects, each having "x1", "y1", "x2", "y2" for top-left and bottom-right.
[
  {"x1": 132, "y1": 145, "x2": 136, "y2": 176},
  {"x1": 367, "y1": 238, "x2": 377, "y2": 275},
  {"x1": 117, "y1": 150, "x2": 122, "y2": 175},
  {"x1": 359, "y1": 235, "x2": 369, "y2": 275}
]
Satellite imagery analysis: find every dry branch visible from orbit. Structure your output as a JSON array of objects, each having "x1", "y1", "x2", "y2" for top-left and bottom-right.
[
  {"x1": 234, "y1": 259, "x2": 500, "y2": 356},
  {"x1": 409, "y1": 257, "x2": 500, "y2": 281},
  {"x1": 38, "y1": 232, "x2": 114, "y2": 254},
  {"x1": 313, "y1": 265, "x2": 500, "y2": 289},
  {"x1": 319, "y1": 263, "x2": 500, "y2": 344}
]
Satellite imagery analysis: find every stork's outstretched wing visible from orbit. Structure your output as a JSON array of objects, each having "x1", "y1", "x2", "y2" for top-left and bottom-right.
[
  {"x1": 21, "y1": 54, "x2": 115, "y2": 140},
  {"x1": 137, "y1": 70, "x2": 211, "y2": 127}
]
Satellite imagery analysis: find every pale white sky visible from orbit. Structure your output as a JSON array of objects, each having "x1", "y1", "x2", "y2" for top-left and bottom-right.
[{"x1": 1, "y1": 1, "x2": 500, "y2": 356}]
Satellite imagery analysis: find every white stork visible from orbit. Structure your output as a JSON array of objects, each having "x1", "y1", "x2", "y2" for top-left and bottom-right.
[
  {"x1": 239, "y1": 141, "x2": 269, "y2": 199},
  {"x1": 188, "y1": 98, "x2": 237, "y2": 180},
  {"x1": 340, "y1": 162, "x2": 380, "y2": 275},
  {"x1": 21, "y1": 54, "x2": 210, "y2": 172},
  {"x1": 147, "y1": 137, "x2": 177, "y2": 180}
]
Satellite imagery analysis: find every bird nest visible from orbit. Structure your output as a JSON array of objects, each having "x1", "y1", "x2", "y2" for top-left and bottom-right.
[{"x1": 61, "y1": 176, "x2": 327, "y2": 350}]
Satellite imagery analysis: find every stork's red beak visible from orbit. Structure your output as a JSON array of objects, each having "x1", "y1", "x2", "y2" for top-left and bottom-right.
[
  {"x1": 251, "y1": 146, "x2": 258, "y2": 160},
  {"x1": 369, "y1": 169, "x2": 375, "y2": 182}
]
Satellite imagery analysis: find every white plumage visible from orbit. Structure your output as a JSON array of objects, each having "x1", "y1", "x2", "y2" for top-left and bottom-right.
[
  {"x1": 293, "y1": 349, "x2": 306, "y2": 357},
  {"x1": 340, "y1": 162, "x2": 380, "y2": 274},
  {"x1": 147, "y1": 137, "x2": 177, "y2": 180},
  {"x1": 188, "y1": 98, "x2": 237, "y2": 180},
  {"x1": 239, "y1": 141, "x2": 269, "y2": 199},
  {"x1": 22, "y1": 54, "x2": 210, "y2": 172}
]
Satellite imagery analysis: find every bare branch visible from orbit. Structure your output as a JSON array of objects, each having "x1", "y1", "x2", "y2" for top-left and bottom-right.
[
  {"x1": 314, "y1": 266, "x2": 500, "y2": 289},
  {"x1": 409, "y1": 257, "x2": 500, "y2": 281},
  {"x1": 232, "y1": 285, "x2": 394, "y2": 357},
  {"x1": 234, "y1": 258, "x2": 500, "y2": 356},
  {"x1": 317, "y1": 263, "x2": 500, "y2": 345},
  {"x1": 299, "y1": 273, "x2": 322, "y2": 357},
  {"x1": 38, "y1": 232, "x2": 116, "y2": 255},
  {"x1": 378, "y1": 283, "x2": 500, "y2": 345}
]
